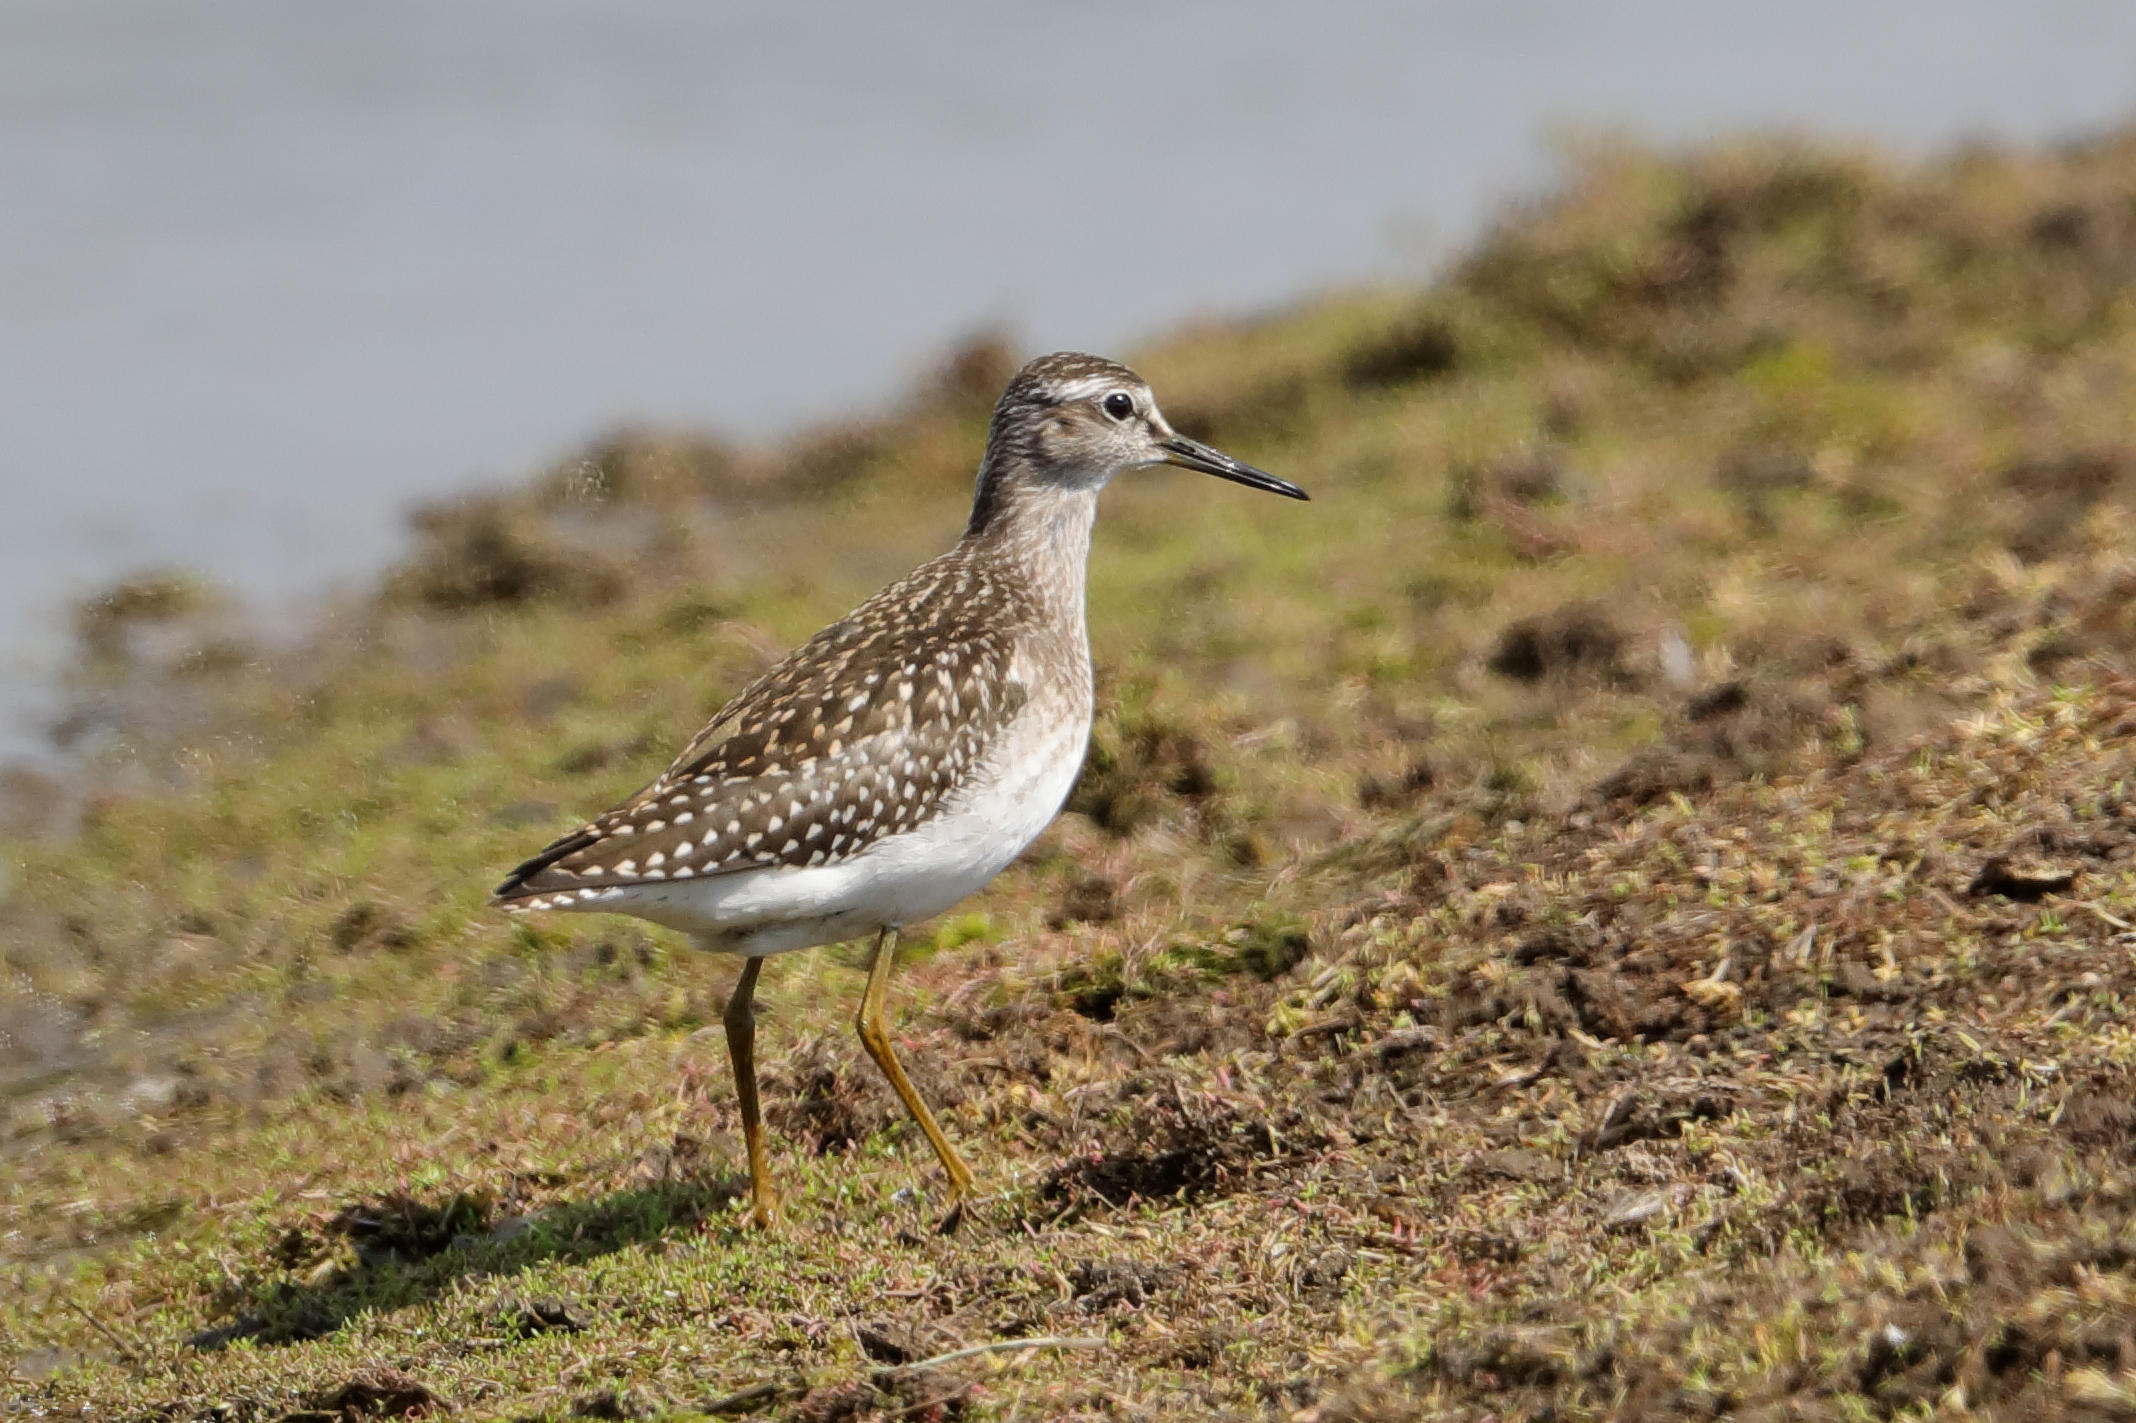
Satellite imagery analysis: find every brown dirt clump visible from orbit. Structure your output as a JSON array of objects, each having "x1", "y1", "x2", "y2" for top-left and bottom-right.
[
  {"x1": 1065, "y1": 706, "x2": 1221, "y2": 836},
  {"x1": 1999, "y1": 448, "x2": 2130, "y2": 563},
  {"x1": 71, "y1": 572, "x2": 222, "y2": 661},
  {"x1": 1342, "y1": 311, "x2": 1464, "y2": 390},
  {"x1": 287, "y1": 1368, "x2": 447, "y2": 1421},
  {"x1": 385, "y1": 498, "x2": 625, "y2": 611},
  {"x1": 1486, "y1": 601, "x2": 1627, "y2": 683},
  {"x1": 1272, "y1": 678, "x2": 2136, "y2": 1419},
  {"x1": 542, "y1": 426, "x2": 750, "y2": 509}
]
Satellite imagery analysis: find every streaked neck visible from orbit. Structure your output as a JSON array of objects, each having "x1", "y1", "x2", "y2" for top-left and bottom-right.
[{"x1": 960, "y1": 469, "x2": 1099, "y2": 622}]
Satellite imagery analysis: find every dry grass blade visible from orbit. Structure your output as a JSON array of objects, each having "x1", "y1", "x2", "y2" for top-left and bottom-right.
[{"x1": 879, "y1": 1336, "x2": 1108, "y2": 1375}]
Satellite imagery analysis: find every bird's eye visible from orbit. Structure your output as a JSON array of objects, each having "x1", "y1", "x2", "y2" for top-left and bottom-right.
[{"x1": 1102, "y1": 391, "x2": 1135, "y2": 421}]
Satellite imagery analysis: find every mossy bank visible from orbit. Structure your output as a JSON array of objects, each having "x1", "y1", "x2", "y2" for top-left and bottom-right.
[{"x1": 5, "y1": 127, "x2": 2136, "y2": 1420}]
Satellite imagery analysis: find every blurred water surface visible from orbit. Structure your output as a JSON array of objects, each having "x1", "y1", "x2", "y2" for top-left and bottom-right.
[{"x1": 3, "y1": 1, "x2": 2133, "y2": 752}]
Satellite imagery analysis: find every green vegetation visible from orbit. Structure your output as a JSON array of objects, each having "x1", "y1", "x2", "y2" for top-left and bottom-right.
[{"x1": 6, "y1": 128, "x2": 2136, "y2": 1419}]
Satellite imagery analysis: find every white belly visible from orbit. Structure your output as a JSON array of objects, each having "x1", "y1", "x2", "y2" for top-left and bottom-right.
[{"x1": 565, "y1": 705, "x2": 1090, "y2": 954}]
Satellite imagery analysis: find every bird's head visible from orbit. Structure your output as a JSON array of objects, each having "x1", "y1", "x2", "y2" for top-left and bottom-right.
[{"x1": 967, "y1": 352, "x2": 1306, "y2": 534}]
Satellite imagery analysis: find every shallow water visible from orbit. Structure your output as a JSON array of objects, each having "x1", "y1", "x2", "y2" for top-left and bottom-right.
[{"x1": 3, "y1": 0, "x2": 2133, "y2": 753}]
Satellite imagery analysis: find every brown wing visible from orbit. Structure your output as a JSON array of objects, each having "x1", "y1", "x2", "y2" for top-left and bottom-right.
[{"x1": 494, "y1": 553, "x2": 1029, "y2": 906}]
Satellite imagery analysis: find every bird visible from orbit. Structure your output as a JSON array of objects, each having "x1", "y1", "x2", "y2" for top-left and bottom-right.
[{"x1": 493, "y1": 352, "x2": 1307, "y2": 1228}]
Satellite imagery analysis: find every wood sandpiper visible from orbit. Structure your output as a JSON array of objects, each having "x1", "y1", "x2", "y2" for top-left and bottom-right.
[{"x1": 494, "y1": 352, "x2": 1307, "y2": 1227}]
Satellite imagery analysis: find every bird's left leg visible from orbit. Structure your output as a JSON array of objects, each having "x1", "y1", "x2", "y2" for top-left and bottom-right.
[{"x1": 721, "y1": 954, "x2": 779, "y2": 1229}]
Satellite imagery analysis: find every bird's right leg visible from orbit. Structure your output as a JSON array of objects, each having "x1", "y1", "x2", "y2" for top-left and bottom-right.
[
  {"x1": 721, "y1": 954, "x2": 778, "y2": 1228},
  {"x1": 856, "y1": 926, "x2": 974, "y2": 1212}
]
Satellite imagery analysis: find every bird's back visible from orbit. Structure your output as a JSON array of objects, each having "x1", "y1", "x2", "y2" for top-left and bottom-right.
[{"x1": 493, "y1": 538, "x2": 1089, "y2": 946}]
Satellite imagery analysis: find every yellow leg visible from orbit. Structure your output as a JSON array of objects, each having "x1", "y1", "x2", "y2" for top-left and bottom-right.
[
  {"x1": 857, "y1": 927, "x2": 974, "y2": 1204},
  {"x1": 722, "y1": 955, "x2": 779, "y2": 1229}
]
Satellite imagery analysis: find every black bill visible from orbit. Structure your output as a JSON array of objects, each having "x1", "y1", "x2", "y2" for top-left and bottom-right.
[{"x1": 1158, "y1": 436, "x2": 1310, "y2": 500}]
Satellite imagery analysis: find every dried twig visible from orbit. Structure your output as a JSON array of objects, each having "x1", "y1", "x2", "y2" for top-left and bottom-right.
[
  {"x1": 704, "y1": 1379, "x2": 785, "y2": 1415},
  {"x1": 2083, "y1": 901, "x2": 2133, "y2": 931},
  {"x1": 59, "y1": 1295, "x2": 140, "y2": 1362},
  {"x1": 882, "y1": 1334, "x2": 1106, "y2": 1375},
  {"x1": 1290, "y1": 1009, "x2": 1362, "y2": 1042}
]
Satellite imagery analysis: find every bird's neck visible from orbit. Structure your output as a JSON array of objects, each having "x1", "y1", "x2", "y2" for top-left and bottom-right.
[{"x1": 960, "y1": 468, "x2": 1099, "y2": 627}]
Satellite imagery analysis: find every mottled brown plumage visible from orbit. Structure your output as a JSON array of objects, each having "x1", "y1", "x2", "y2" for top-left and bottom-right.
[
  {"x1": 493, "y1": 354, "x2": 1162, "y2": 912},
  {"x1": 488, "y1": 350, "x2": 1305, "y2": 1229},
  {"x1": 494, "y1": 547, "x2": 1035, "y2": 905}
]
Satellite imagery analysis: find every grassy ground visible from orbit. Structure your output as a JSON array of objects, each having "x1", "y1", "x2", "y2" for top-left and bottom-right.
[{"x1": 6, "y1": 127, "x2": 2136, "y2": 1420}]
